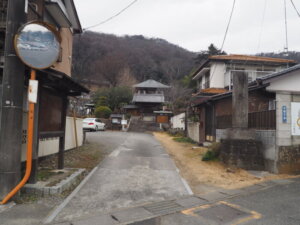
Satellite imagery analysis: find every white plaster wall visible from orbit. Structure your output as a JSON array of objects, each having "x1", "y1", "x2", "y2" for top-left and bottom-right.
[
  {"x1": 267, "y1": 70, "x2": 300, "y2": 93},
  {"x1": 276, "y1": 93, "x2": 292, "y2": 147},
  {"x1": 65, "y1": 117, "x2": 83, "y2": 150},
  {"x1": 170, "y1": 113, "x2": 185, "y2": 129},
  {"x1": 210, "y1": 63, "x2": 225, "y2": 88},
  {"x1": 187, "y1": 122, "x2": 200, "y2": 143},
  {"x1": 21, "y1": 115, "x2": 83, "y2": 161}
]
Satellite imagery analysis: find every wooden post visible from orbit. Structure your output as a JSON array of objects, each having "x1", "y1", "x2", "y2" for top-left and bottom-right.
[{"x1": 58, "y1": 96, "x2": 68, "y2": 169}]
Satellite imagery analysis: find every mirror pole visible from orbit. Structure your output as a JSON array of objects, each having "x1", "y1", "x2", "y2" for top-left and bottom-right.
[{"x1": 0, "y1": 70, "x2": 36, "y2": 205}]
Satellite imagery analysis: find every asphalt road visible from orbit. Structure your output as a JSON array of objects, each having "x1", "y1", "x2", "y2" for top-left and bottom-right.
[
  {"x1": 129, "y1": 178, "x2": 300, "y2": 225},
  {"x1": 54, "y1": 131, "x2": 190, "y2": 222}
]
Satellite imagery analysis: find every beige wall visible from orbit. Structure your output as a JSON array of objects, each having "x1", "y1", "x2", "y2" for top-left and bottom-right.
[
  {"x1": 52, "y1": 28, "x2": 73, "y2": 76},
  {"x1": 21, "y1": 115, "x2": 83, "y2": 161}
]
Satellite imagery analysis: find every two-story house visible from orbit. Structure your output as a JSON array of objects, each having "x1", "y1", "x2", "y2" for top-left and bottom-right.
[
  {"x1": 192, "y1": 54, "x2": 296, "y2": 93},
  {"x1": 0, "y1": 0, "x2": 89, "y2": 197}
]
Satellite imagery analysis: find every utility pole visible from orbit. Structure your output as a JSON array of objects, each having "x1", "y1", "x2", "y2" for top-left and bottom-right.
[{"x1": 0, "y1": 0, "x2": 26, "y2": 199}]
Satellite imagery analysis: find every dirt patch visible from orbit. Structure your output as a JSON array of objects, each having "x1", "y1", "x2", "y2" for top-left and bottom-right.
[
  {"x1": 39, "y1": 143, "x2": 105, "y2": 172},
  {"x1": 153, "y1": 132, "x2": 297, "y2": 194}
]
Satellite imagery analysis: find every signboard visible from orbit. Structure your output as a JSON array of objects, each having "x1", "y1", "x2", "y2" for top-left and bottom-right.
[
  {"x1": 121, "y1": 120, "x2": 127, "y2": 125},
  {"x1": 282, "y1": 106, "x2": 287, "y2": 123},
  {"x1": 291, "y1": 102, "x2": 300, "y2": 136}
]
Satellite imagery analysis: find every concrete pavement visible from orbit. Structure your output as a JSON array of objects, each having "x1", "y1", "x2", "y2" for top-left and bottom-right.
[
  {"x1": 51, "y1": 177, "x2": 300, "y2": 225},
  {"x1": 51, "y1": 131, "x2": 190, "y2": 223}
]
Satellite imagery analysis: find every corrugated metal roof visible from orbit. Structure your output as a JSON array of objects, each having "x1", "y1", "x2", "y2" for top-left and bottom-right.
[
  {"x1": 132, "y1": 93, "x2": 165, "y2": 103},
  {"x1": 133, "y1": 79, "x2": 170, "y2": 88}
]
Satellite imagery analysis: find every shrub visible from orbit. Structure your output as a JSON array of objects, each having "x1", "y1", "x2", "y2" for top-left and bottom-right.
[
  {"x1": 95, "y1": 106, "x2": 112, "y2": 119},
  {"x1": 202, "y1": 150, "x2": 217, "y2": 161},
  {"x1": 202, "y1": 142, "x2": 221, "y2": 161}
]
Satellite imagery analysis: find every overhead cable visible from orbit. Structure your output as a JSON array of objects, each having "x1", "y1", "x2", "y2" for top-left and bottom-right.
[
  {"x1": 290, "y1": 0, "x2": 300, "y2": 17},
  {"x1": 84, "y1": 0, "x2": 139, "y2": 30}
]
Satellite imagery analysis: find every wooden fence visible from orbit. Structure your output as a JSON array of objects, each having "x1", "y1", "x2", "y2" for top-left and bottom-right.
[{"x1": 216, "y1": 110, "x2": 276, "y2": 130}]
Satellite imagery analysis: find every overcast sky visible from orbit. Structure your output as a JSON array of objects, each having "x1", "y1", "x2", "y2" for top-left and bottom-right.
[{"x1": 73, "y1": 0, "x2": 300, "y2": 54}]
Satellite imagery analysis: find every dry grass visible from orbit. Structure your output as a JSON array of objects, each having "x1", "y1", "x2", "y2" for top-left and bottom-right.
[{"x1": 153, "y1": 132, "x2": 297, "y2": 194}]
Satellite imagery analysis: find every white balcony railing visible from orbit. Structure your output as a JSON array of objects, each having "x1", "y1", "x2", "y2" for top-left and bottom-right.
[{"x1": 224, "y1": 70, "x2": 273, "y2": 88}]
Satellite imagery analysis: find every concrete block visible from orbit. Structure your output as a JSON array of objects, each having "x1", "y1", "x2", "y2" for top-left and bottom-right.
[
  {"x1": 50, "y1": 187, "x2": 59, "y2": 195},
  {"x1": 111, "y1": 207, "x2": 153, "y2": 223},
  {"x1": 43, "y1": 187, "x2": 50, "y2": 196}
]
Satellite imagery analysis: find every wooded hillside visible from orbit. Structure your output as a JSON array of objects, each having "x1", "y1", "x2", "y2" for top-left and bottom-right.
[{"x1": 72, "y1": 32, "x2": 196, "y2": 87}]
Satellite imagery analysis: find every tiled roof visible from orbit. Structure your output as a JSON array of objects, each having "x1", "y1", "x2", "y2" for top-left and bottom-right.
[
  {"x1": 209, "y1": 54, "x2": 296, "y2": 64},
  {"x1": 133, "y1": 79, "x2": 170, "y2": 88}
]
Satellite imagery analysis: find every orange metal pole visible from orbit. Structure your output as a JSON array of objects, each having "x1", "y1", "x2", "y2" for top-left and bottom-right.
[{"x1": 0, "y1": 69, "x2": 36, "y2": 205}]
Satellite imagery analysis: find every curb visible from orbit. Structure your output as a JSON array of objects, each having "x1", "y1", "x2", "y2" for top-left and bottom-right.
[{"x1": 43, "y1": 166, "x2": 99, "y2": 224}]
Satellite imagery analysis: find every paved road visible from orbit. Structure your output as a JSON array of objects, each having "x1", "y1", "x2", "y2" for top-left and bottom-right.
[
  {"x1": 54, "y1": 131, "x2": 190, "y2": 222},
  {"x1": 128, "y1": 178, "x2": 300, "y2": 225}
]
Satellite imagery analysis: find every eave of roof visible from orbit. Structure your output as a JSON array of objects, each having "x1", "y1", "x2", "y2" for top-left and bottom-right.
[
  {"x1": 258, "y1": 64, "x2": 300, "y2": 84},
  {"x1": 209, "y1": 54, "x2": 296, "y2": 64},
  {"x1": 40, "y1": 68, "x2": 89, "y2": 95}
]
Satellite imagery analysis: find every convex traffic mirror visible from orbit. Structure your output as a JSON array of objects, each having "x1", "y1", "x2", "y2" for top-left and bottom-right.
[{"x1": 14, "y1": 21, "x2": 60, "y2": 69}]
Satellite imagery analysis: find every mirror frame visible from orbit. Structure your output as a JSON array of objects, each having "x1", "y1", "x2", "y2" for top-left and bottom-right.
[{"x1": 14, "y1": 21, "x2": 62, "y2": 70}]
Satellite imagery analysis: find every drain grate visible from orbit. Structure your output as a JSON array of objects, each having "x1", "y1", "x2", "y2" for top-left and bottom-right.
[
  {"x1": 143, "y1": 200, "x2": 183, "y2": 215},
  {"x1": 195, "y1": 204, "x2": 251, "y2": 223}
]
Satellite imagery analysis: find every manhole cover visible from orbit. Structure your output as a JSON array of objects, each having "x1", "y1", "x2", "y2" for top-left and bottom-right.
[
  {"x1": 144, "y1": 200, "x2": 183, "y2": 215},
  {"x1": 195, "y1": 204, "x2": 251, "y2": 223}
]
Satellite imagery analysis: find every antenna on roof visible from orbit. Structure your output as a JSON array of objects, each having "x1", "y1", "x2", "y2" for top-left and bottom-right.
[{"x1": 284, "y1": 0, "x2": 289, "y2": 56}]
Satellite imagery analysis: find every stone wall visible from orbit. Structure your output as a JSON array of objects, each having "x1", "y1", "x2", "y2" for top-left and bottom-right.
[
  {"x1": 277, "y1": 145, "x2": 300, "y2": 174},
  {"x1": 187, "y1": 122, "x2": 200, "y2": 143},
  {"x1": 217, "y1": 129, "x2": 276, "y2": 172},
  {"x1": 220, "y1": 139, "x2": 265, "y2": 170}
]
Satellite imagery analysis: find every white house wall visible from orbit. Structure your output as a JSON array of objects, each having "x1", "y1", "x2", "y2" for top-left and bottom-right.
[
  {"x1": 170, "y1": 113, "x2": 185, "y2": 129},
  {"x1": 210, "y1": 62, "x2": 225, "y2": 88},
  {"x1": 21, "y1": 115, "x2": 83, "y2": 161},
  {"x1": 266, "y1": 70, "x2": 300, "y2": 93}
]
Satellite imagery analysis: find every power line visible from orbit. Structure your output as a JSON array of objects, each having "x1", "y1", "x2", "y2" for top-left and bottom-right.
[
  {"x1": 290, "y1": 0, "x2": 300, "y2": 17},
  {"x1": 220, "y1": 0, "x2": 237, "y2": 51},
  {"x1": 83, "y1": 0, "x2": 139, "y2": 31},
  {"x1": 209, "y1": 0, "x2": 237, "y2": 84}
]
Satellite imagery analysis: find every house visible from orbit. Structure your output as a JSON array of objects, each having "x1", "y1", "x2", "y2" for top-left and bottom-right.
[
  {"x1": 192, "y1": 63, "x2": 300, "y2": 174},
  {"x1": 0, "y1": 0, "x2": 89, "y2": 197},
  {"x1": 125, "y1": 79, "x2": 170, "y2": 120},
  {"x1": 192, "y1": 54, "x2": 296, "y2": 93}
]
